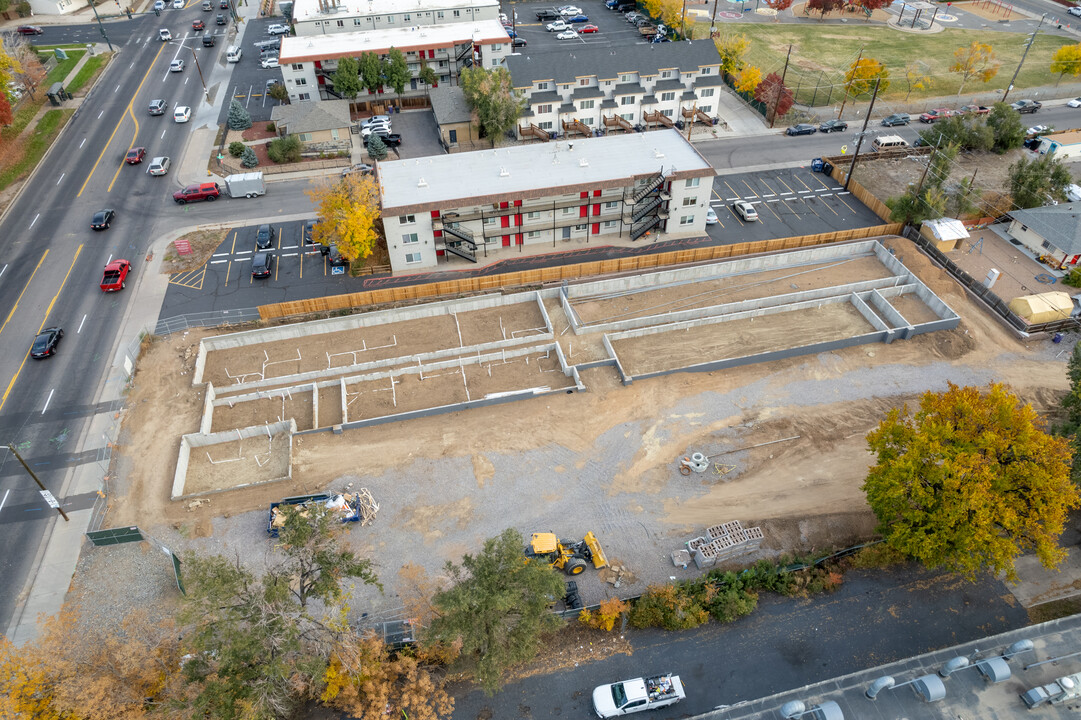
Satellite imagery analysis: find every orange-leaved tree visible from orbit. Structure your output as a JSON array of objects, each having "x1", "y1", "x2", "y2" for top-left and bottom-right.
[
  {"x1": 864, "y1": 382, "x2": 1078, "y2": 582},
  {"x1": 307, "y1": 173, "x2": 383, "y2": 262},
  {"x1": 950, "y1": 41, "x2": 999, "y2": 96}
]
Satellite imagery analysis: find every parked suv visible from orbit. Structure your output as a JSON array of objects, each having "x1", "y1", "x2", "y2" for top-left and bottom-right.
[
  {"x1": 255, "y1": 223, "x2": 275, "y2": 249},
  {"x1": 16, "y1": 25, "x2": 44, "y2": 35},
  {"x1": 251, "y1": 251, "x2": 274, "y2": 279},
  {"x1": 172, "y1": 182, "x2": 220, "y2": 204}
]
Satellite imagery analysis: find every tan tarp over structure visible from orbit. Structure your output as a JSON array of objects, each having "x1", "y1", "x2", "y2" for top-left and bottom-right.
[{"x1": 1008, "y1": 291, "x2": 1075, "y2": 323}]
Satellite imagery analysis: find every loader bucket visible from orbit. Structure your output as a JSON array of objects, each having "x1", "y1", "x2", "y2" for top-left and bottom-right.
[{"x1": 584, "y1": 531, "x2": 608, "y2": 569}]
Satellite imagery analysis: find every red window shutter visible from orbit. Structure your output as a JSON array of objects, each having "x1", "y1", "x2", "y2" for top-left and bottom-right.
[
  {"x1": 591, "y1": 223, "x2": 600, "y2": 234},
  {"x1": 592, "y1": 204, "x2": 600, "y2": 215},
  {"x1": 430, "y1": 210, "x2": 440, "y2": 218},
  {"x1": 500, "y1": 201, "x2": 509, "y2": 209},
  {"x1": 593, "y1": 189, "x2": 601, "y2": 197},
  {"x1": 502, "y1": 236, "x2": 510, "y2": 247},
  {"x1": 434, "y1": 230, "x2": 443, "y2": 238},
  {"x1": 501, "y1": 215, "x2": 510, "y2": 228},
  {"x1": 514, "y1": 199, "x2": 522, "y2": 206},
  {"x1": 580, "y1": 191, "x2": 588, "y2": 199}
]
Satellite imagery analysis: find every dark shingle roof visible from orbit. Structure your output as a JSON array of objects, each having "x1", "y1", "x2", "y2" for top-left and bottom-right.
[
  {"x1": 696, "y1": 74, "x2": 726, "y2": 87},
  {"x1": 571, "y1": 85, "x2": 606, "y2": 100},
  {"x1": 1009, "y1": 203, "x2": 1081, "y2": 254},
  {"x1": 601, "y1": 98, "x2": 618, "y2": 109},
  {"x1": 506, "y1": 40, "x2": 721, "y2": 90},
  {"x1": 641, "y1": 94, "x2": 657, "y2": 105},
  {"x1": 428, "y1": 86, "x2": 472, "y2": 125},
  {"x1": 614, "y1": 82, "x2": 644, "y2": 96},
  {"x1": 654, "y1": 78, "x2": 685, "y2": 91},
  {"x1": 528, "y1": 90, "x2": 562, "y2": 106}
]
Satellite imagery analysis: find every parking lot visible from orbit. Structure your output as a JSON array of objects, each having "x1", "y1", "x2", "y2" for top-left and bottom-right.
[
  {"x1": 506, "y1": 0, "x2": 660, "y2": 53},
  {"x1": 706, "y1": 168, "x2": 884, "y2": 243},
  {"x1": 215, "y1": 14, "x2": 285, "y2": 125},
  {"x1": 163, "y1": 219, "x2": 362, "y2": 311}
]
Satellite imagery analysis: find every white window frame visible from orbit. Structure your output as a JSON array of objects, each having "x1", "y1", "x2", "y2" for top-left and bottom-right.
[
  {"x1": 399, "y1": 214, "x2": 416, "y2": 224},
  {"x1": 402, "y1": 233, "x2": 419, "y2": 245},
  {"x1": 405, "y1": 252, "x2": 423, "y2": 264}
]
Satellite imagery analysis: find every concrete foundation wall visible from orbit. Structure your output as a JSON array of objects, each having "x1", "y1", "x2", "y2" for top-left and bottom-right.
[
  {"x1": 194, "y1": 291, "x2": 552, "y2": 384},
  {"x1": 200, "y1": 382, "x2": 217, "y2": 435},
  {"x1": 171, "y1": 420, "x2": 296, "y2": 500}
]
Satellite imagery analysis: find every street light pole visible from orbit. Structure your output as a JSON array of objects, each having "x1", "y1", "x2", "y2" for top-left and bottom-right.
[{"x1": 88, "y1": 0, "x2": 115, "y2": 53}]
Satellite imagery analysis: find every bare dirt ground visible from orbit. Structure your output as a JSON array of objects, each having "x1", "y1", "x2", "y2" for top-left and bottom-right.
[
  {"x1": 181, "y1": 429, "x2": 292, "y2": 497},
  {"x1": 103, "y1": 235, "x2": 1070, "y2": 619},
  {"x1": 160, "y1": 229, "x2": 230, "y2": 274}
]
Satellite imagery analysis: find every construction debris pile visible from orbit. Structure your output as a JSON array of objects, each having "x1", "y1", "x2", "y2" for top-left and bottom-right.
[{"x1": 679, "y1": 520, "x2": 764, "y2": 570}]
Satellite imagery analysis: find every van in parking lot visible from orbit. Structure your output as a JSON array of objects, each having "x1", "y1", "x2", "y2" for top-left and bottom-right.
[
  {"x1": 871, "y1": 135, "x2": 909, "y2": 152},
  {"x1": 226, "y1": 45, "x2": 242, "y2": 62}
]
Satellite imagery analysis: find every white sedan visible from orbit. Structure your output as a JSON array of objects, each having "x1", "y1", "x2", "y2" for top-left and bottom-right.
[
  {"x1": 261, "y1": 57, "x2": 279, "y2": 68},
  {"x1": 1027, "y1": 124, "x2": 1051, "y2": 136},
  {"x1": 1069, "y1": 97, "x2": 1081, "y2": 108},
  {"x1": 556, "y1": 29, "x2": 579, "y2": 39},
  {"x1": 174, "y1": 105, "x2": 191, "y2": 123},
  {"x1": 733, "y1": 201, "x2": 758, "y2": 221},
  {"x1": 1069, "y1": 6, "x2": 1081, "y2": 16},
  {"x1": 705, "y1": 207, "x2": 718, "y2": 225},
  {"x1": 148, "y1": 156, "x2": 171, "y2": 175},
  {"x1": 558, "y1": 4, "x2": 582, "y2": 13},
  {"x1": 170, "y1": 58, "x2": 184, "y2": 72}
]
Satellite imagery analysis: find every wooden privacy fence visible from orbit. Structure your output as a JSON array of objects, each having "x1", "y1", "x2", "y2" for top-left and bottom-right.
[{"x1": 258, "y1": 224, "x2": 902, "y2": 320}]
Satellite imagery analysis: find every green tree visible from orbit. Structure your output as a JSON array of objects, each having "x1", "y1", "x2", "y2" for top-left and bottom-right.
[
  {"x1": 460, "y1": 66, "x2": 524, "y2": 146},
  {"x1": 1060, "y1": 344, "x2": 1081, "y2": 484},
  {"x1": 240, "y1": 145, "x2": 259, "y2": 168},
  {"x1": 864, "y1": 383, "x2": 1078, "y2": 582},
  {"x1": 179, "y1": 503, "x2": 380, "y2": 720},
  {"x1": 1050, "y1": 43, "x2": 1081, "y2": 86},
  {"x1": 425, "y1": 529, "x2": 564, "y2": 694},
  {"x1": 1009, "y1": 153, "x2": 1073, "y2": 208},
  {"x1": 714, "y1": 30, "x2": 749, "y2": 77},
  {"x1": 359, "y1": 51, "x2": 383, "y2": 94},
  {"x1": 227, "y1": 99, "x2": 252, "y2": 130},
  {"x1": 885, "y1": 185, "x2": 947, "y2": 225},
  {"x1": 228, "y1": 140, "x2": 245, "y2": 157},
  {"x1": 383, "y1": 47, "x2": 411, "y2": 98},
  {"x1": 268, "y1": 82, "x2": 290, "y2": 103},
  {"x1": 366, "y1": 132, "x2": 388, "y2": 161},
  {"x1": 268, "y1": 134, "x2": 303, "y2": 163},
  {"x1": 987, "y1": 101, "x2": 1025, "y2": 154},
  {"x1": 332, "y1": 56, "x2": 362, "y2": 99},
  {"x1": 419, "y1": 63, "x2": 438, "y2": 90},
  {"x1": 918, "y1": 116, "x2": 992, "y2": 153}
]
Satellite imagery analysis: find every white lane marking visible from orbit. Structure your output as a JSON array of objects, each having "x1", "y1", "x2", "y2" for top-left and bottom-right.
[
  {"x1": 129, "y1": 61, "x2": 135, "y2": 68},
  {"x1": 29, "y1": 214, "x2": 39, "y2": 229},
  {"x1": 838, "y1": 191, "x2": 851, "y2": 196},
  {"x1": 281, "y1": 244, "x2": 297, "y2": 249},
  {"x1": 56, "y1": 173, "x2": 64, "y2": 185},
  {"x1": 0, "y1": 264, "x2": 6, "y2": 280},
  {"x1": 114, "y1": 84, "x2": 121, "y2": 93},
  {"x1": 97, "y1": 110, "x2": 104, "y2": 119},
  {"x1": 761, "y1": 193, "x2": 776, "y2": 198},
  {"x1": 185, "y1": 77, "x2": 189, "y2": 85},
  {"x1": 107, "y1": 253, "x2": 113, "y2": 264},
  {"x1": 280, "y1": 252, "x2": 298, "y2": 257},
  {"x1": 77, "y1": 314, "x2": 87, "y2": 333},
  {"x1": 161, "y1": 128, "x2": 167, "y2": 139},
  {"x1": 235, "y1": 250, "x2": 253, "y2": 255},
  {"x1": 212, "y1": 251, "x2": 231, "y2": 256},
  {"x1": 0, "y1": 489, "x2": 9, "y2": 515},
  {"x1": 209, "y1": 259, "x2": 229, "y2": 264},
  {"x1": 79, "y1": 137, "x2": 86, "y2": 148},
  {"x1": 42, "y1": 389, "x2": 55, "y2": 415},
  {"x1": 245, "y1": 85, "x2": 252, "y2": 107}
]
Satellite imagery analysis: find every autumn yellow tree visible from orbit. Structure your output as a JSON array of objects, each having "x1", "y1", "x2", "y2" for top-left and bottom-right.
[
  {"x1": 322, "y1": 634, "x2": 455, "y2": 720},
  {"x1": 950, "y1": 41, "x2": 999, "y2": 96},
  {"x1": 844, "y1": 56, "x2": 889, "y2": 98},
  {"x1": 655, "y1": 0, "x2": 685, "y2": 33},
  {"x1": 904, "y1": 60, "x2": 933, "y2": 101},
  {"x1": 0, "y1": 44, "x2": 21, "y2": 91},
  {"x1": 0, "y1": 636, "x2": 61, "y2": 720},
  {"x1": 1051, "y1": 43, "x2": 1081, "y2": 86},
  {"x1": 864, "y1": 383, "x2": 1078, "y2": 582},
  {"x1": 307, "y1": 173, "x2": 383, "y2": 263},
  {"x1": 715, "y1": 30, "x2": 750, "y2": 77},
  {"x1": 735, "y1": 65, "x2": 762, "y2": 94}
]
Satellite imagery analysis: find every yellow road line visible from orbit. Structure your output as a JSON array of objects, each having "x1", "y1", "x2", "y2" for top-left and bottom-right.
[
  {"x1": 224, "y1": 231, "x2": 236, "y2": 287},
  {"x1": 78, "y1": 43, "x2": 167, "y2": 197},
  {"x1": 0, "y1": 250, "x2": 49, "y2": 339},
  {"x1": 108, "y1": 105, "x2": 140, "y2": 193},
  {"x1": 0, "y1": 245, "x2": 83, "y2": 413},
  {"x1": 274, "y1": 227, "x2": 281, "y2": 281}
]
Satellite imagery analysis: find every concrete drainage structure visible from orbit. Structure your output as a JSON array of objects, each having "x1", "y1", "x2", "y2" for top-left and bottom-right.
[{"x1": 168, "y1": 238, "x2": 960, "y2": 500}]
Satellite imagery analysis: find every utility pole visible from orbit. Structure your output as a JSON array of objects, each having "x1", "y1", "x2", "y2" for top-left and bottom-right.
[
  {"x1": 6, "y1": 445, "x2": 69, "y2": 521},
  {"x1": 1003, "y1": 14, "x2": 1045, "y2": 103},
  {"x1": 681, "y1": 0, "x2": 687, "y2": 40},
  {"x1": 915, "y1": 146, "x2": 938, "y2": 195},
  {"x1": 711, "y1": 0, "x2": 720, "y2": 34},
  {"x1": 837, "y1": 46, "x2": 862, "y2": 121},
  {"x1": 88, "y1": 0, "x2": 115, "y2": 53},
  {"x1": 769, "y1": 44, "x2": 792, "y2": 129},
  {"x1": 844, "y1": 77, "x2": 880, "y2": 191}
]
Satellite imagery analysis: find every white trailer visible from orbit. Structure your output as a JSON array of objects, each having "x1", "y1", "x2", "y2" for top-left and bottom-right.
[{"x1": 224, "y1": 172, "x2": 266, "y2": 198}]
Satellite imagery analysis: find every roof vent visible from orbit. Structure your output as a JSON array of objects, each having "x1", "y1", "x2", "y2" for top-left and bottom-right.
[
  {"x1": 653, "y1": 149, "x2": 665, "y2": 158},
  {"x1": 417, "y1": 177, "x2": 428, "y2": 188},
  {"x1": 499, "y1": 166, "x2": 509, "y2": 177},
  {"x1": 579, "y1": 158, "x2": 588, "y2": 167},
  {"x1": 568, "y1": 141, "x2": 574, "y2": 151}
]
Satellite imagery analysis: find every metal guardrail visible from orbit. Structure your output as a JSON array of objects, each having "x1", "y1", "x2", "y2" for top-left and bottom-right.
[{"x1": 154, "y1": 308, "x2": 261, "y2": 336}]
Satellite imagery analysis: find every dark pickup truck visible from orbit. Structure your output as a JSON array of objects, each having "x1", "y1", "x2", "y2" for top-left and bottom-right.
[
  {"x1": 1011, "y1": 99, "x2": 1042, "y2": 114},
  {"x1": 959, "y1": 104, "x2": 990, "y2": 116},
  {"x1": 536, "y1": 8, "x2": 560, "y2": 19},
  {"x1": 100, "y1": 259, "x2": 131, "y2": 292}
]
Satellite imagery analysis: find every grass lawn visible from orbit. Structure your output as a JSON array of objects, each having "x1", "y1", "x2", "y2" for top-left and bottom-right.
[
  {"x1": 0, "y1": 103, "x2": 41, "y2": 142},
  {"x1": 43, "y1": 49, "x2": 85, "y2": 87},
  {"x1": 67, "y1": 54, "x2": 110, "y2": 94},
  {"x1": 731, "y1": 23, "x2": 1074, "y2": 104},
  {"x1": 0, "y1": 109, "x2": 74, "y2": 192}
]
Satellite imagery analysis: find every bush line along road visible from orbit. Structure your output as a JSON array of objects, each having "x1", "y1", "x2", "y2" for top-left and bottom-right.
[{"x1": 0, "y1": 0, "x2": 1080, "y2": 715}]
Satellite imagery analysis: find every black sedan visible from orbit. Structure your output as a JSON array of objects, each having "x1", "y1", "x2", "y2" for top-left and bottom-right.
[
  {"x1": 819, "y1": 119, "x2": 848, "y2": 133},
  {"x1": 786, "y1": 123, "x2": 817, "y2": 136},
  {"x1": 90, "y1": 209, "x2": 115, "y2": 230},
  {"x1": 881, "y1": 113, "x2": 910, "y2": 126},
  {"x1": 31, "y1": 327, "x2": 63, "y2": 359}
]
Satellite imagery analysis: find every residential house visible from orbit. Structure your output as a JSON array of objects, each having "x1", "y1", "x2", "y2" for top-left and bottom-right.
[
  {"x1": 429, "y1": 85, "x2": 478, "y2": 151},
  {"x1": 270, "y1": 100, "x2": 352, "y2": 153},
  {"x1": 378, "y1": 129, "x2": 715, "y2": 272},
  {"x1": 1008, "y1": 202, "x2": 1081, "y2": 267}
]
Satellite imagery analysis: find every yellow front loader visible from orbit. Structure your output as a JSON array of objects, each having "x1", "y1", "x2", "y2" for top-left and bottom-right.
[{"x1": 525, "y1": 531, "x2": 609, "y2": 575}]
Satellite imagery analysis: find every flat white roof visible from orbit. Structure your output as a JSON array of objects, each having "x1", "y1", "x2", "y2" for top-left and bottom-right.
[
  {"x1": 380, "y1": 129, "x2": 714, "y2": 211},
  {"x1": 293, "y1": 0, "x2": 496, "y2": 23},
  {"x1": 280, "y1": 19, "x2": 509, "y2": 62}
]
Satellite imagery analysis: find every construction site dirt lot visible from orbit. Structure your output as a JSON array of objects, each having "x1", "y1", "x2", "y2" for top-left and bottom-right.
[{"x1": 103, "y1": 236, "x2": 1070, "y2": 619}]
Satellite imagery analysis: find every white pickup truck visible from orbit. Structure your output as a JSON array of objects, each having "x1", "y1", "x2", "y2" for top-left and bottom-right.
[{"x1": 592, "y1": 674, "x2": 686, "y2": 718}]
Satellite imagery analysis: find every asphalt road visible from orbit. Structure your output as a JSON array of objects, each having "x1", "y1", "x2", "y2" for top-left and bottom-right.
[
  {"x1": 0, "y1": 5, "x2": 232, "y2": 633},
  {"x1": 447, "y1": 564, "x2": 1029, "y2": 720}
]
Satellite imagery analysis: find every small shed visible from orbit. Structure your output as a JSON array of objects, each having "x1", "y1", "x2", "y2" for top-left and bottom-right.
[
  {"x1": 429, "y1": 85, "x2": 475, "y2": 152},
  {"x1": 920, "y1": 217, "x2": 969, "y2": 252},
  {"x1": 1008, "y1": 291, "x2": 1075, "y2": 323}
]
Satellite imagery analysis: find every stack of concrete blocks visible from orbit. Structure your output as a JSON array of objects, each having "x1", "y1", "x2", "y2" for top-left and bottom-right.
[{"x1": 687, "y1": 520, "x2": 764, "y2": 570}]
